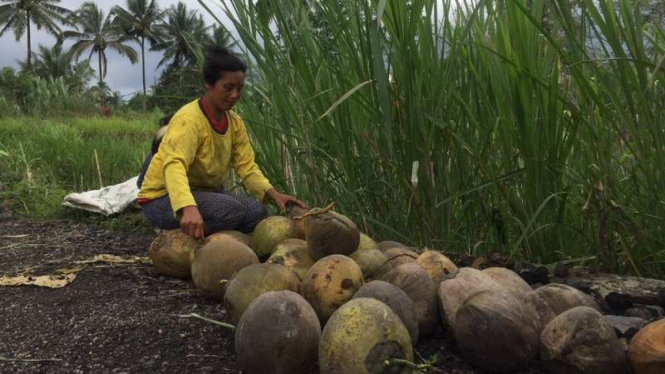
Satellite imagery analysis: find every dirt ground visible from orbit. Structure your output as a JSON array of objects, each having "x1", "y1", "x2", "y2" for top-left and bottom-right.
[{"x1": 0, "y1": 218, "x2": 545, "y2": 374}]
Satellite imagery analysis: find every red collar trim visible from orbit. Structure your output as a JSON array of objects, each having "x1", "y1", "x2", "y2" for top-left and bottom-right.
[{"x1": 199, "y1": 97, "x2": 228, "y2": 134}]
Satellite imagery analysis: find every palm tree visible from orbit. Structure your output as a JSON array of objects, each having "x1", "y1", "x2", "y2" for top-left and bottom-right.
[
  {"x1": 63, "y1": 2, "x2": 138, "y2": 105},
  {"x1": 211, "y1": 25, "x2": 237, "y2": 50},
  {"x1": 0, "y1": 0, "x2": 71, "y2": 68},
  {"x1": 19, "y1": 43, "x2": 94, "y2": 91},
  {"x1": 112, "y1": 0, "x2": 164, "y2": 108},
  {"x1": 151, "y1": 2, "x2": 210, "y2": 68}
]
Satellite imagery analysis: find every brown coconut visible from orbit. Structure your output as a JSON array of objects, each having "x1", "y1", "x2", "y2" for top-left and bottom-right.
[
  {"x1": 251, "y1": 216, "x2": 297, "y2": 258},
  {"x1": 416, "y1": 250, "x2": 458, "y2": 282},
  {"x1": 377, "y1": 240, "x2": 409, "y2": 252},
  {"x1": 224, "y1": 263, "x2": 301, "y2": 324},
  {"x1": 353, "y1": 280, "x2": 419, "y2": 344},
  {"x1": 455, "y1": 289, "x2": 540, "y2": 372},
  {"x1": 188, "y1": 230, "x2": 251, "y2": 265},
  {"x1": 191, "y1": 237, "x2": 259, "y2": 300},
  {"x1": 287, "y1": 206, "x2": 308, "y2": 240},
  {"x1": 148, "y1": 229, "x2": 201, "y2": 279},
  {"x1": 540, "y1": 306, "x2": 627, "y2": 374},
  {"x1": 383, "y1": 262, "x2": 439, "y2": 337},
  {"x1": 319, "y1": 298, "x2": 413, "y2": 374},
  {"x1": 482, "y1": 267, "x2": 532, "y2": 297},
  {"x1": 437, "y1": 267, "x2": 504, "y2": 333},
  {"x1": 349, "y1": 248, "x2": 388, "y2": 279},
  {"x1": 372, "y1": 247, "x2": 419, "y2": 279},
  {"x1": 235, "y1": 290, "x2": 321, "y2": 374},
  {"x1": 266, "y1": 239, "x2": 315, "y2": 280},
  {"x1": 356, "y1": 233, "x2": 378, "y2": 252},
  {"x1": 301, "y1": 255, "x2": 364, "y2": 322},
  {"x1": 628, "y1": 318, "x2": 665, "y2": 374},
  {"x1": 305, "y1": 209, "x2": 360, "y2": 259},
  {"x1": 524, "y1": 283, "x2": 600, "y2": 332}
]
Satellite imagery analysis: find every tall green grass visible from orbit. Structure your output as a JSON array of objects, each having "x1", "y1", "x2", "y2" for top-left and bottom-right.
[{"x1": 207, "y1": 0, "x2": 665, "y2": 276}]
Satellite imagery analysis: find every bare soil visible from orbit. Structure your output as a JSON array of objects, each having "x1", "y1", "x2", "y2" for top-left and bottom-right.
[{"x1": 0, "y1": 218, "x2": 545, "y2": 374}]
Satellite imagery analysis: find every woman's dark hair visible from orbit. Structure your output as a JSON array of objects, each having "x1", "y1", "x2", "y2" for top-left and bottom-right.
[{"x1": 203, "y1": 45, "x2": 247, "y2": 85}]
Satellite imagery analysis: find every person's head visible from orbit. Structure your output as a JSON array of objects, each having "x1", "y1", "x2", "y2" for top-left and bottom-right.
[{"x1": 203, "y1": 45, "x2": 247, "y2": 111}]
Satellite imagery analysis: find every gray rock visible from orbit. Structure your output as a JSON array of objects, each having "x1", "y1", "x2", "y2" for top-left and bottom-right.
[
  {"x1": 604, "y1": 315, "x2": 646, "y2": 340},
  {"x1": 625, "y1": 305, "x2": 664, "y2": 320}
]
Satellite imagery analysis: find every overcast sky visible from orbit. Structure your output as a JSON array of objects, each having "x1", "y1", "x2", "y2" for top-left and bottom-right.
[{"x1": 0, "y1": 0, "x2": 236, "y2": 96}]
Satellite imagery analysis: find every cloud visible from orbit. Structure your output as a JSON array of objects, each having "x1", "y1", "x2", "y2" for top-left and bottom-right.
[{"x1": 0, "y1": 0, "x2": 236, "y2": 96}]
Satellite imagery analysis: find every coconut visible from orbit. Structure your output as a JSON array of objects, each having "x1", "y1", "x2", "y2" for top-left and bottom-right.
[
  {"x1": 383, "y1": 262, "x2": 439, "y2": 337},
  {"x1": 191, "y1": 237, "x2": 259, "y2": 300},
  {"x1": 266, "y1": 239, "x2": 315, "y2": 280},
  {"x1": 372, "y1": 247, "x2": 419, "y2": 279},
  {"x1": 628, "y1": 318, "x2": 665, "y2": 374},
  {"x1": 251, "y1": 216, "x2": 297, "y2": 258},
  {"x1": 349, "y1": 248, "x2": 388, "y2": 279},
  {"x1": 356, "y1": 233, "x2": 378, "y2": 252},
  {"x1": 188, "y1": 230, "x2": 252, "y2": 265},
  {"x1": 235, "y1": 290, "x2": 321, "y2": 374},
  {"x1": 223, "y1": 263, "x2": 301, "y2": 324},
  {"x1": 455, "y1": 289, "x2": 540, "y2": 372},
  {"x1": 287, "y1": 206, "x2": 308, "y2": 240},
  {"x1": 305, "y1": 209, "x2": 360, "y2": 259},
  {"x1": 416, "y1": 250, "x2": 458, "y2": 282},
  {"x1": 377, "y1": 240, "x2": 409, "y2": 252},
  {"x1": 319, "y1": 298, "x2": 413, "y2": 374},
  {"x1": 437, "y1": 267, "x2": 504, "y2": 333},
  {"x1": 540, "y1": 306, "x2": 627, "y2": 374},
  {"x1": 353, "y1": 280, "x2": 419, "y2": 344},
  {"x1": 301, "y1": 255, "x2": 364, "y2": 322},
  {"x1": 148, "y1": 229, "x2": 201, "y2": 279},
  {"x1": 482, "y1": 267, "x2": 532, "y2": 297},
  {"x1": 524, "y1": 283, "x2": 600, "y2": 332}
]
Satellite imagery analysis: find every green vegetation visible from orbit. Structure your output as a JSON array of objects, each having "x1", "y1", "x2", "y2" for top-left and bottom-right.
[{"x1": 207, "y1": 0, "x2": 665, "y2": 277}]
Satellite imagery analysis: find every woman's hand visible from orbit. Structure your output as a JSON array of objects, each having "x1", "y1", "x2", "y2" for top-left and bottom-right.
[
  {"x1": 180, "y1": 205, "x2": 205, "y2": 239},
  {"x1": 265, "y1": 188, "x2": 308, "y2": 213}
]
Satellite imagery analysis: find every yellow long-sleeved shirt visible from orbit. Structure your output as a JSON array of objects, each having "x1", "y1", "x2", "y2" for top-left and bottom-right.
[{"x1": 138, "y1": 99, "x2": 273, "y2": 215}]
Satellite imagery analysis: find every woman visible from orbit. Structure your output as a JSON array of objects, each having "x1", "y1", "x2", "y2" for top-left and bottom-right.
[{"x1": 138, "y1": 46, "x2": 306, "y2": 239}]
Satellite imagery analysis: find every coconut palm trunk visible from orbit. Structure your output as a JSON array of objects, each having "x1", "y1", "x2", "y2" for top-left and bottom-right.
[
  {"x1": 98, "y1": 50, "x2": 105, "y2": 106},
  {"x1": 26, "y1": 11, "x2": 31, "y2": 67},
  {"x1": 141, "y1": 36, "x2": 146, "y2": 109}
]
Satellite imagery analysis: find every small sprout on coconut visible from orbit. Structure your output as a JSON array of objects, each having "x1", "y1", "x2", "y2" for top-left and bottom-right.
[
  {"x1": 148, "y1": 229, "x2": 202, "y2": 279},
  {"x1": 235, "y1": 291, "x2": 321, "y2": 374},
  {"x1": 304, "y1": 207, "x2": 360, "y2": 259},
  {"x1": 251, "y1": 216, "x2": 297, "y2": 258},
  {"x1": 628, "y1": 318, "x2": 665, "y2": 374},
  {"x1": 301, "y1": 255, "x2": 364, "y2": 322},
  {"x1": 223, "y1": 263, "x2": 301, "y2": 324},
  {"x1": 540, "y1": 306, "x2": 626, "y2": 374},
  {"x1": 319, "y1": 298, "x2": 413, "y2": 374},
  {"x1": 266, "y1": 238, "x2": 315, "y2": 280},
  {"x1": 287, "y1": 206, "x2": 308, "y2": 240},
  {"x1": 191, "y1": 237, "x2": 259, "y2": 300}
]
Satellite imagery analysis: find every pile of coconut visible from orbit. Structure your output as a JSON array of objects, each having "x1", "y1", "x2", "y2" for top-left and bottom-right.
[{"x1": 148, "y1": 206, "x2": 665, "y2": 374}]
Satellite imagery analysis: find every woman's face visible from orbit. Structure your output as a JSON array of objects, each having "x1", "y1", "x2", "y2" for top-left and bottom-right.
[{"x1": 206, "y1": 70, "x2": 246, "y2": 111}]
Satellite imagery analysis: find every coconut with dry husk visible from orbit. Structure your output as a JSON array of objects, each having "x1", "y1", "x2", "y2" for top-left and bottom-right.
[
  {"x1": 540, "y1": 306, "x2": 627, "y2": 374},
  {"x1": 383, "y1": 262, "x2": 439, "y2": 337},
  {"x1": 455, "y1": 289, "x2": 540, "y2": 372},
  {"x1": 224, "y1": 263, "x2": 301, "y2": 324},
  {"x1": 416, "y1": 250, "x2": 458, "y2": 282},
  {"x1": 191, "y1": 237, "x2": 259, "y2": 300},
  {"x1": 303, "y1": 204, "x2": 360, "y2": 259},
  {"x1": 377, "y1": 240, "x2": 409, "y2": 252},
  {"x1": 319, "y1": 298, "x2": 414, "y2": 374},
  {"x1": 628, "y1": 318, "x2": 665, "y2": 374},
  {"x1": 266, "y1": 239, "x2": 315, "y2": 280},
  {"x1": 524, "y1": 283, "x2": 600, "y2": 332},
  {"x1": 301, "y1": 255, "x2": 364, "y2": 322},
  {"x1": 287, "y1": 206, "x2": 308, "y2": 240},
  {"x1": 353, "y1": 280, "x2": 419, "y2": 344},
  {"x1": 437, "y1": 267, "x2": 504, "y2": 333},
  {"x1": 372, "y1": 247, "x2": 419, "y2": 279},
  {"x1": 148, "y1": 229, "x2": 202, "y2": 279},
  {"x1": 482, "y1": 267, "x2": 532, "y2": 297},
  {"x1": 235, "y1": 290, "x2": 321, "y2": 374},
  {"x1": 251, "y1": 216, "x2": 297, "y2": 258},
  {"x1": 188, "y1": 230, "x2": 252, "y2": 265},
  {"x1": 349, "y1": 248, "x2": 388, "y2": 280},
  {"x1": 357, "y1": 233, "x2": 378, "y2": 252}
]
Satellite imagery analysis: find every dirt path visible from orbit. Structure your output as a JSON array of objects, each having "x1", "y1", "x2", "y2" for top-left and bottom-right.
[{"x1": 0, "y1": 219, "x2": 544, "y2": 374}]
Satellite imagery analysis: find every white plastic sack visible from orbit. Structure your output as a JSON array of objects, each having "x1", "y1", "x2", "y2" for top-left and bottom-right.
[{"x1": 62, "y1": 176, "x2": 139, "y2": 215}]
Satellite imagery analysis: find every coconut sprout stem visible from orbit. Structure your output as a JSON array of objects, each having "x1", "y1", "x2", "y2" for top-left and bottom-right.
[
  {"x1": 384, "y1": 358, "x2": 432, "y2": 371},
  {"x1": 176, "y1": 313, "x2": 236, "y2": 330}
]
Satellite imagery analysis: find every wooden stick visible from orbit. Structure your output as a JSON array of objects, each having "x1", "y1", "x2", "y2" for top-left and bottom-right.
[
  {"x1": 94, "y1": 149, "x2": 103, "y2": 189},
  {"x1": 176, "y1": 313, "x2": 236, "y2": 330}
]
